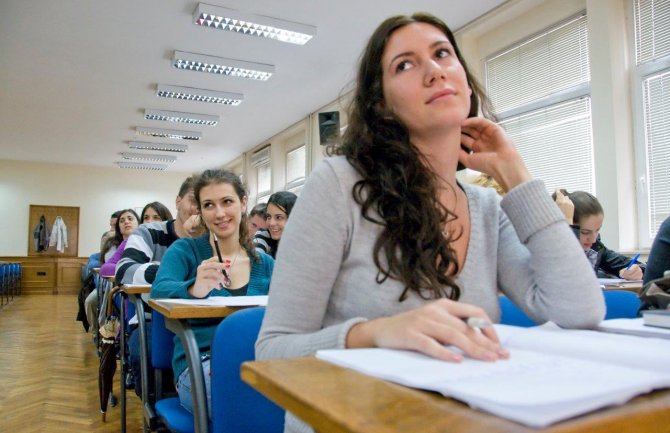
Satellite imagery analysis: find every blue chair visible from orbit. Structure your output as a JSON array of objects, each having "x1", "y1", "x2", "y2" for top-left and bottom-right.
[
  {"x1": 211, "y1": 307, "x2": 284, "y2": 433},
  {"x1": 151, "y1": 310, "x2": 197, "y2": 433},
  {"x1": 498, "y1": 295, "x2": 538, "y2": 327},
  {"x1": 603, "y1": 290, "x2": 641, "y2": 319}
]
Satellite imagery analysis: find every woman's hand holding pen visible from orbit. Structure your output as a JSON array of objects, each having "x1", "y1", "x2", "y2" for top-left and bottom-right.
[
  {"x1": 459, "y1": 117, "x2": 531, "y2": 192},
  {"x1": 189, "y1": 257, "x2": 230, "y2": 298},
  {"x1": 619, "y1": 263, "x2": 643, "y2": 280},
  {"x1": 345, "y1": 299, "x2": 509, "y2": 363}
]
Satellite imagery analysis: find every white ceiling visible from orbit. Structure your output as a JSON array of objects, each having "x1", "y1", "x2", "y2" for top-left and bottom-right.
[{"x1": 0, "y1": 0, "x2": 507, "y2": 172}]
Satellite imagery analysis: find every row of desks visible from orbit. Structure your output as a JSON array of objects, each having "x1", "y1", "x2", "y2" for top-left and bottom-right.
[{"x1": 113, "y1": 285, "x2": 669, "y2": 433}]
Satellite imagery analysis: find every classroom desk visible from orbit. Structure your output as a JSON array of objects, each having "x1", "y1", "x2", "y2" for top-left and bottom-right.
[
  {"x1": 117, "y1": 285, "x2": 152, "y2": 433},
  {"x1": 242, "y1": 357, "x2": 670, "y2": 433},
  {"x1": 147, "y1": 299, "x2": 260, "y2": 433}
]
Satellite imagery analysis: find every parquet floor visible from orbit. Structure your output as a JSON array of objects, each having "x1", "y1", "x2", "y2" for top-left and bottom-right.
[{"x1": 0, "y1": 294, "x2": 145, "y2": 432}]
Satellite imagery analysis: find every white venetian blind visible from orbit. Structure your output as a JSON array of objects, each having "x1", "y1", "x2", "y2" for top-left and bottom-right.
[
  {"x1": 642, "y1": 69, "x2": 670, "y2": 236},
  {"x1": 485, "y1": 13, "x2": 593, "y2": 195},
  {"x1": 634, "y1": 0, "x2": 670, "y2": 65},
  {"x1": 256, "y1": 162, "x2": 271, "y2": 203},
  {"x1": 486, "y1": 14, "x2": 590, "y2": 115},
  {"x1": 285, "y1": 145, "x2": 306, "y2": 193},
  {"x1": 500, "y1": 98, "x2": 594, "y2": 194}
]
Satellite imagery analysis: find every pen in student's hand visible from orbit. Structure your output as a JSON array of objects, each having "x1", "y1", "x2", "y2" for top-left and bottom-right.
[
  {"x1": 625, "y1": 253, "x2": 640, "y2": 270},
  {"x1": 464, "y1": 317, "x2": 492, "y2": 329},
  {"x1": 212, "y1": 233, "x2": 230, "y2": 287}
]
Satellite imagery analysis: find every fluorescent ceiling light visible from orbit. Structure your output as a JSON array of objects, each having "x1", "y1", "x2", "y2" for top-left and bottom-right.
[
  {"x1": 120, "y1": 152, "x2": 177, "y2": 163},
  {"x1": 173, "y1": 50, "x2": 274, "y2": 81},
  {"x1": 116, "y1": 162, "x2": 168, "y2": 171},
  {"x1": 136, "y1": 126, "x2": 202, "y2": 140},
  {"x1": 144, "y1": 109, "x2": 219, "y2": 126},
  {"x1": 128, "y1": 141, "x2": 188, "y2": 153},
  {"x1": 193, "y1": 3, "x2": 316, "y2": 45},
  {"x1": 157, "y1": 84, "x2": 243, "y2": 106}
]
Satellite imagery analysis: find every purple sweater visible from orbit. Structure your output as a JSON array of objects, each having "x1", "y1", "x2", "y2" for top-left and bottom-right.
[{"x1": 100, "y1": 239, "x2": 127, "y2": 278}]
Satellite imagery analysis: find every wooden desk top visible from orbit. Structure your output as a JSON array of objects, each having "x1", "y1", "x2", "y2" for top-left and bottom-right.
[
  {"x1": 242, "y1": 357, "x2": 670, "y2": 433},
  {"x1": 148, "y1": 298, "x2": 244, "y2": 320},
  {"x1": 119, "y1": 284, "x2": 151, "y2": 295}
]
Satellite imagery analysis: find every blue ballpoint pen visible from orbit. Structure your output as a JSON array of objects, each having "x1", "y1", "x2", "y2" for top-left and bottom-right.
[{"x1": 625, "y1": 253, "x2": 640, "y2": 270}]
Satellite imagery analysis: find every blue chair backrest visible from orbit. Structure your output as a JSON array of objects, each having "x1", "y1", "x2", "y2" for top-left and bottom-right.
[
  {"x1": 498, "y1": 295, "x2": 538, "y2": 327},
  {"x1": 152, "y1": 309, "x2": 176, "y2": 370},
  {"x1": 603, "y1": 290, "x2": 641, "y2": 319},
  {"x1": 211, "y1": 307, "x2": 284, "y2": 433}
]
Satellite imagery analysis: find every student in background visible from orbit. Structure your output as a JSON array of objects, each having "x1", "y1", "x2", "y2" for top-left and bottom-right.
[
  {"x1": 115, "y1": 176, "x2": 201, "y2": 395},
  {"x1": 468, "y1": 172, "x2": 504, "y2": 196},
  {"x1": 248, "y1": 203, "x2": 267, "y2": 238},
  {"x1": 554, "y1": 189, "x2": 645, "y2": 280},
  {"x1": 644, "y1": 216, "x2": 670, "y2": 284},
  {"x1": 141, "y1": 201, "x2": 173, "y2": 224},
  {"x1": 99, "y1": 209, "x2": 140, "y2": 277},
  {"x1": 258, "y1": 14, "x2": 604, "y2": 433},
  {"x1": 151, "y1": 168, "x2": 273, "y2": 417},
  {"x1": 101, "y1": 210, "x2": 122, "y2": 250},
  {"x1": 87, "y1": 209, "x2": 140, "y2": 339},
  {"x1": 253, "y1": 191, "x2": 297, "y2": 258}
]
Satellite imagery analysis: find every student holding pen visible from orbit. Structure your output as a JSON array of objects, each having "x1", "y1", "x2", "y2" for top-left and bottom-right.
[
  {"x1": 553, "y1": 189, "x2": 645, "y2": 280},
  {"x1": 257, "y1": 13, "x2": 605, "y2": 433},
  {"x1": 151, "y1": 168, "x2": 273, "y2": 418}
]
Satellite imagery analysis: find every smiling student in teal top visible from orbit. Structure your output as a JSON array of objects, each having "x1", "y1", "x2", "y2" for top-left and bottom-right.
[{"x1": 151, "y1": 168, "x2": 273, "y2": 418}]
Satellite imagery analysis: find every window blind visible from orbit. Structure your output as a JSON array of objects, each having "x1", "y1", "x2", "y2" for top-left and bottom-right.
[
  {"x1": 634, "y1": 0, "x2": 670, "y2": 65},
  {"x1": 285, "y1": 145, "x2": 306, "y2": 192},
  {"x1": 500, "y1": 98, "x2": 594, "y2": 194},
  {"x1": 256, "y1": 162, "x2": 271, "y2": 202},
  {"x1": 642, "y1": 69, "x2": 670, "y2": 237},
  {"x1": 486, "y1": 14, "x2": 590, "y2": 116}
]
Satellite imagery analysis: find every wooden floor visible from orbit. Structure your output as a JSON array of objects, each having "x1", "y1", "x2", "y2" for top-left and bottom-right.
[{"x1": 0, "y1": 294, "x2": 145, "y2": 433}]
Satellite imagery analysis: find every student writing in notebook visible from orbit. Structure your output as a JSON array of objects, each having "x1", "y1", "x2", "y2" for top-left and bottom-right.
[
  {"x1": 256, "y1": 13, "x2": 605, "y2": 433},
  {"x1": 553, "y1": 189, "x2": 645, "y2": 280}
]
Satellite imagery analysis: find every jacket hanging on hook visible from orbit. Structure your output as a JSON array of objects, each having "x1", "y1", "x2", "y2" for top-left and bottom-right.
[{"x1": 49, "y1": 216, "x2": 68, "y2": 253}]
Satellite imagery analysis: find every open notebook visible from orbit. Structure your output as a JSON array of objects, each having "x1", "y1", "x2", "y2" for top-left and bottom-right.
[{"x1": 317, "y1": 323, "x2": 670, "y2": 428}]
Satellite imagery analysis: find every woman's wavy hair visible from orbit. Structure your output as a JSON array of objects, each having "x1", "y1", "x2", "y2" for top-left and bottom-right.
[
  {"x1": 141, "y1": 201, "x2": 173, "y2": 223},
  {"x1": 327, "y1": 13, "x2": 493, "y2": 301},
  {"x1": 193, "y1": 168, "x2": 257, "y2": 261}
]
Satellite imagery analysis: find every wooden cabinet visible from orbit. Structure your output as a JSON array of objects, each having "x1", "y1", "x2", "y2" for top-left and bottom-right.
[{"x1": 1, "y1": 256, "x2": 87, "y2": 295}]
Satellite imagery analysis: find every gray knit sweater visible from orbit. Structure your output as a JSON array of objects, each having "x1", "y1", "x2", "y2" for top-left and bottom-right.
[{"x1": 256, "y1": 156, "x2": 605, "y2": 433}]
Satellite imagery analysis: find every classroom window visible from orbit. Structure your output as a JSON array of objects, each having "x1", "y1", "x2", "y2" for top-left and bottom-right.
[
  {"x1": 485, "y1": 13, "x2": 593, "y2": 194},
  {"x1": 256, "y1": 162, "x2": 272, "y2": 204},
  {"x1": 631, "y1": 0, "x2": 670, "y2": 243},
  {"x1": 285, "y1": 144, "x2": 306, "y2": 194}
]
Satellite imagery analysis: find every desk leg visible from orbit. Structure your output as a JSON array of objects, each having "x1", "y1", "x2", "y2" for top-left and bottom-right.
[
  {"x1": 130, "y1": 295, "x2": 152, "y2": 433},
  {"x1": 164, "y1": 318, "x2": 209, "y2": 433},
  {"x1": 119, "y1": 292, "x2": 127, "y2": 433}
]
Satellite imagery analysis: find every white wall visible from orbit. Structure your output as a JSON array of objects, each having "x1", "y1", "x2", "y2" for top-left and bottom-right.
[{"x1": 0, "y1": 159, "x2": 193, "y2": 257}]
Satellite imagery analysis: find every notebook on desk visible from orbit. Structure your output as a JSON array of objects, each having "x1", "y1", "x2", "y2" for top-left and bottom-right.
[
  {"x1": 598, "y1": 317, "x2": 670, "y2": 339},
  {"x1": 598, "y1": 278, "x2": 643, "y2": 289},
  {"x1": 317, "y1": 323, "x2": 670, "y2": 428}
]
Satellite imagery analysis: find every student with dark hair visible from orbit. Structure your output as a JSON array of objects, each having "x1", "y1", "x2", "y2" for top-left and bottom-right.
[
  {"x1": 140, "y1": 201, "x2": 173, "y2": 224},
  {"x1": 151, "y1": 168, "x2": 273, "y2": 417},
  {"x1": 257, "y1": 14, "x2": 604, "y2": 433},
  {"x1": 248, "y1": 203, "x2": 267, "y2": 237},
  {"x1": 553, "y1": 189, "x2": 645, "y2": 280},
  {"x1": 253, "y1": 191, "x2": 298, "y2": 258}
]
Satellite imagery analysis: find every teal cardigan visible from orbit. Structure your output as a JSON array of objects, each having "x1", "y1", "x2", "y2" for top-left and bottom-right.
[{"x1": 151, "y1": 234, "x2": 274, "y2": 379}]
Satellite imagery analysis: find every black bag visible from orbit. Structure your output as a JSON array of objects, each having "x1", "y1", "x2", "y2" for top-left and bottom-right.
[
  {"x1": 76, "y1": 273, "x2": 97, "y2": 332},
  {"x1": 638, "y1": 274, "x2": 670, "y2": 311}
]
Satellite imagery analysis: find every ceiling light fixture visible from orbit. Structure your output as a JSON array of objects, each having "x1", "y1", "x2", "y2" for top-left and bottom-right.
[
  {"x1": 144, "y1": 109, "x2": 219, "y2": 126},
  {"x1": 193, "y1": 3, "x2": 316, "y2": 45},
  {"x1": 136, "y1": 126, "x2": 202, "y2": 140},
  {"x1": 116, "y1": 162, "x2": 168, "y2": 171},
  {"x1": 173, "y1": 50, "x2": 274, "y2": 81},
  {"x1": 128, "y1": 141, "x2": 188, "y2": 153},
  {"x1": 157, "y1": 84, "x2": 243, "y2": 106},
  {"x1": 120, "y1": 152, "x2": 177, "y2": 163}
]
